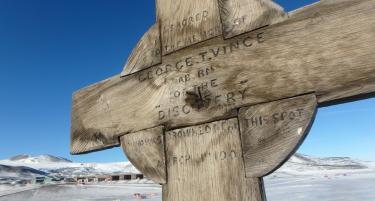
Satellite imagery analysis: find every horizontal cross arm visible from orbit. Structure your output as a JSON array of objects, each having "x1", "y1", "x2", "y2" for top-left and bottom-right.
[{"x1": 71, "y1": 0, "x2": 375, "y2": 154}]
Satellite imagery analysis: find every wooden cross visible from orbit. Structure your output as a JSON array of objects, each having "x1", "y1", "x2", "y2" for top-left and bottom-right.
[{"x1": 70, "y1": 0, "x2": 375, "y2": 200}]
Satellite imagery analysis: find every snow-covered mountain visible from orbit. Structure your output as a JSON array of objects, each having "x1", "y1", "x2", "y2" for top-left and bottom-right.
[
  {"x1": 289, "y1": 153, "x2": 367, "y2": 169},
  {"x1": 0, "y1": 155, "x2": 139, "y2": 178},
  {"x1": 270, "y1": 153, "x2": 372, "y2": 177},
  {"x1": 9, "y1": 154, "x2": 71, "y2": 163},
  {"x1": 0, "y1": 164, "x2": 47, "y2": 180}
]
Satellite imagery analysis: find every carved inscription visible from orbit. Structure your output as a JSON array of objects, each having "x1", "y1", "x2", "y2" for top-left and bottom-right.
[
  {"x1": 244, "y1": 108, "x2": 305, "y2": 128},
  {"x1": 124, "y1": 135, "x2": 162, "y2": 147},
  {"x1": 120, "y1": 126, "x2": 166, "y2": 184},
  {"x1": 162, "y1": 11, "x2": 209, "y2": 33},
  {"x1": 166, "y1": 120, "x2": 240, "y2": 166},
  {"x1": 239, "y1": 94, "x2": 317, "y2": 177},
  {"x1": 157, "y1": 0, "x2": 223, "y2": 55},
  {"x1": 164, "y1": 119, "x2": 261, "y2": 201},
  {"x1": 167, "y1": 149, "x2": 240, "y2": 167},
  {"x1": 137, "y1": 32, "x2": 265, "y2": 82},
  {"x1": 136, "y1": 32, "x2": 266, "y2": 122},
  {"x1": 218, "y1": 0, "x2": 286, "y2": 38},
  {"x1": 162, "y1": 10, "x2": 222, "y2": 54}
]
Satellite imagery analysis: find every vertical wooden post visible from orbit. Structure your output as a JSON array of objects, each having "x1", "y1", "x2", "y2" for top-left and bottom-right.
[{"x1": 163, "y1": 119, "x2": 264, "y2": 201}]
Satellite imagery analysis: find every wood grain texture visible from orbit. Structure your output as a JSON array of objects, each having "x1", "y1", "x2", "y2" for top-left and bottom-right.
[
  {"x1": 239, "y1": 94, "x2": 317, "y2": 178},
  {"x1": 218, "y1": 0, "x2": 287, "y2": 39},
  {"x1": 121, "y1": 24, "x2": 161, "y2": 76},
  {"x1": 120, "y1": 126, "x2": 166, "y2": 184},
  {"x1": 157, "y1": 0, "x2": 222, "y2": 55},
  {"x1": 71, "y1": 0, "x2": 375, "y2": 154},
  {"x1": 163, "y1": 119, "x2": 264, "y2": 201}
]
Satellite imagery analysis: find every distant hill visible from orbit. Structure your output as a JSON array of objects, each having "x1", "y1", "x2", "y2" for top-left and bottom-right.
[
  {"x1": 0, "y1": 164, "x2": 47, "y2": 180},
  {"x1": 8, "y1": 154, "x2": 71, "y2": 163},
  {"x1": 9, "y1": 155, "x2": 30, "y2": 161},
  {"x1": 292, "y1": 153, "x2": 367, "y2": 169},
  {"x1": 270, "y1": 153, "x2": 371, "y2": 177},
  {"x1": 0, "y1": 154, "x2": 139, "y2": 178}
]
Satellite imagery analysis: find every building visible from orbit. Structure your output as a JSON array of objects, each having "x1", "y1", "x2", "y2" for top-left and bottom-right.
[
  {"x1": 33, "y1": 176, "x2": 53, "y2": 184},
  {"x1": 73, "y1": 173, "x2": 144, "y2": 184},
  {"x1": 64, "y1": 177, "x2": 77, "y2": 184}
]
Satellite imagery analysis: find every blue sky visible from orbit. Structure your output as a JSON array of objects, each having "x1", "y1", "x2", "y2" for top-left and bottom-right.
[{"x1": 0, "y1": 0, "x2": 373, "y2": 163}]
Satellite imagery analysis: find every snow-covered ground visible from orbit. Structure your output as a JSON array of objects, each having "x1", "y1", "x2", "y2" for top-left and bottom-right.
[
  {"x1": 0, "y1": 184, "x2": 50, "y2": 197},
  {"x1": 1, "y1": 172, "x2": 374, "y2": 201},
  {"x1": 262, "y1": 154, "x2": 375, "y2": 200},
  {"x1": 0, "y1": 153, "x2": 374, "y2": 201},
  {"x1": 0, "y1": 184, "x2": 162, "y2": 201},
  {"x1": 265, "y1": 171, "x2": 375, "y2": 201}
]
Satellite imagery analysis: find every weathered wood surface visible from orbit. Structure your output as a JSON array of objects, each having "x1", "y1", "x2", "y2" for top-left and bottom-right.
[
  {"x1": 120, "y1": 126, "x2": 166, "y2": 184},
  {"x1": 71, "y1": 0, "x2": 375, "y2": 154},
  {"x1": 121, "y1": 24, "x2": 161, "y2": 76},
  {"x1": 163, "y1": 119, "x2": 264, "y2": 201},
  {"x1": 239, "y1": 94, "x2": 317, "y2": 178},
  {"x1": 218, "y1": 0, "x2": 287, "y2": 39},
  {"x1": 157, "y1": 0, "x2": 222, "y2": 55}
]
